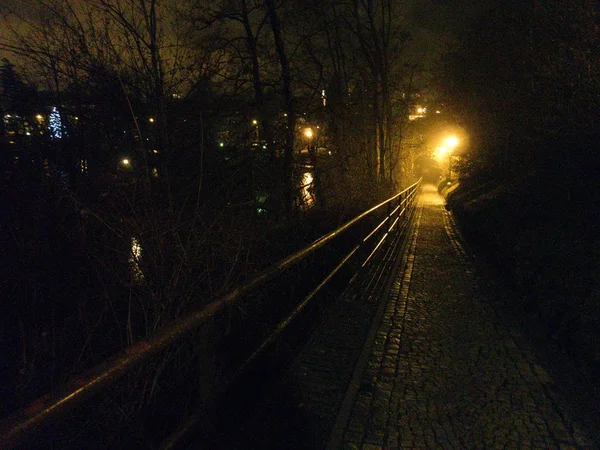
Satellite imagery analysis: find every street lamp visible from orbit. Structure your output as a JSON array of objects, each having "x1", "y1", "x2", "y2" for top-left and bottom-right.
[
  {"x1": 304, "y1": 128, "x2": 314, "y2": 155},
  {"x1": 442, "y1": 135, "x2": 459, "y2": 182}
]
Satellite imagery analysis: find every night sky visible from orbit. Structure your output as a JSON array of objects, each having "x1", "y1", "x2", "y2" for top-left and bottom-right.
[{"x1": 1, "y1": 0, "x2": 492, "y2": 71}]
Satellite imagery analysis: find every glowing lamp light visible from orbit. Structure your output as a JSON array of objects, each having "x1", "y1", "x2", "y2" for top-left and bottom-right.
[
  {"x1": 219, "y1": 142, "x2": 224, "y2": 147},
  {"x1": 304, "y1": 128, "x2": 313, "y2": 138},
  {"x1": 149, "y1": 117, "x2": 155, "y2": 123},
  {"x1": 444, "y1": 136, "x2": 459, "y2": 148},
  {"x1": 121, "y1": 158, "x2": 131, "y2": 166},
  {"x1": 252, "y1": 119, "x2": 258, "y2": 125},
  {"x1": 35, "y1": 114, "x2": 44, "y2": 120}
]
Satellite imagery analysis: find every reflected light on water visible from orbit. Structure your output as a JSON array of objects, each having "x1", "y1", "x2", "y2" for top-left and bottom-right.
[
  {"x1": 129, "y1": 237, "x2": 145, "y2": 284},
  {"x1": 301, "y1": 172, "x2": 315, "y2": 209}
]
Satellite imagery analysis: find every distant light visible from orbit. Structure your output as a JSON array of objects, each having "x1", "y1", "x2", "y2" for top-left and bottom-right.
[
  {"x1": 436, "y1": 146, "x2": 449, "y2": 157},
  {"x1": 444, "y1": 136, "x2": 459, "y2": 148},
  {"x1": 129, "y1": 237, "x2": 144, "y2": 283},
  {"x1": 35, "y1": 114, "x2": 44, "y2": 120},
  {"x1": 49, "y1": 107, "x2": 62, "y2": 139},
  {"x1": 4, "y1": 114, "x2": 11, "y2": 118},
  {"x1": 149, "y1": 117, "x2": 155, "y2": 123},
  {"x1": 153, "y1": 149, "x2": 159, "y2": 154},
  {"x1": 219, "y1": 142, "x2": 224, "y2": 147},
  {"x1": 74, "y1": 116, "x2": 79, "y2": 120},
  {"x1": 304, "y1": 128, "x2": 313, "y2": 138},
  {"x1": 436, "y1": 110, "x2": 441, "y2": 114},
  {"x1": 122, "y1": 158, "x2": 130, "y2": 166},
  {"x1": 417, "y1": 107, "x2": 426, "y2": 114},
  {"x1": 262, "y1": 145, "x2": 267, "y2": 149},
  {"x1": 252, "y1": 119, "x2": 258, "y2": 125},
  {"x1": 152, "y1": 167, "x2": 159, "y2": 178},
  {"x1": 25, "y1": 132, "x2": 31, "y2": 136}
]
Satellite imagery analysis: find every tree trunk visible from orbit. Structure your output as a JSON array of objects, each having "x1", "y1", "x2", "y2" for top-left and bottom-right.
[{"x1": 265, "y1": 0, "x2": 295, "y2": 216}]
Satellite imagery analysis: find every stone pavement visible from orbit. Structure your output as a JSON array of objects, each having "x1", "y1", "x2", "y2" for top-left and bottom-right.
[
  {"x1": 332, "y1": 184, "x2": 595, "y2": 449},
  {"x1": 214, "y1": 190, "x2": 419, "y2": 449}
]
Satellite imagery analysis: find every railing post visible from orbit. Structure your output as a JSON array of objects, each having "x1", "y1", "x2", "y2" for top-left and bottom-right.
[{"x1": 399, "y1": 191, "x2": 404, "y2": 227}]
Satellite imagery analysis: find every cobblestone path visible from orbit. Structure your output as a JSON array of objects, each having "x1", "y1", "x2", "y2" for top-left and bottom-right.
[{"x1": 334, "y1": 185, "x2": 594, "y2": 449}]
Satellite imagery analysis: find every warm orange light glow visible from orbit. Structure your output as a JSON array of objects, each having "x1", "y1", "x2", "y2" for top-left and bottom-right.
[
  {"x1": 301, "y1": 172, "x2": 315, "y2": 209},
  {"x1": 444, "y1": 136, "x2": 459, "y2": 148},
  {"x1": 149, "y1": 117, "x2": 155, "y2": 123},
  {"x1": 304, "y1": 128, "x2": 313, "y2": 138},
  {"x1": 434, "y1": 146, "x2": 449, "y2": 162},
  {"x1": 122, "y1": 158, "x2": 130, "y2": 166}
]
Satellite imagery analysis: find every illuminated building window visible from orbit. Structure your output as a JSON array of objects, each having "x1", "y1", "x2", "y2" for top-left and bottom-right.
[{"x1": 80, "y1": 159, "x2": 88, "y2": 174}]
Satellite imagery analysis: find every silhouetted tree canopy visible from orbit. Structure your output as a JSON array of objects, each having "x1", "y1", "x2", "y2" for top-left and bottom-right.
[{"x1": 441, "y1": 0, "x2": 600, "y2": 188}]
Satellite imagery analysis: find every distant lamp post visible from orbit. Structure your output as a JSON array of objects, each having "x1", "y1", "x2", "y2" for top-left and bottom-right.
[
  {"x1": 442, "y1": 135, "x2": 459, "y2": 182},
  {"x1": 304, "y1": 128, "x2": 314, "y2": 157},
  {"x1": 251, "y1": 119, "x2": 259, "y2": 142}
]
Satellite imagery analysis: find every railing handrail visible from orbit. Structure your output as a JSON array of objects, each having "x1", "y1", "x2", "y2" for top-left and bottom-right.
[{"x1": 0, "y1": 178, "x2": 422, "y2": 448}]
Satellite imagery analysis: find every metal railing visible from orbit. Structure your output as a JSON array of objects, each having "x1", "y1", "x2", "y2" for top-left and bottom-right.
[{"x1": 0, "y1": 178, "x2": 421, "y2": 449}]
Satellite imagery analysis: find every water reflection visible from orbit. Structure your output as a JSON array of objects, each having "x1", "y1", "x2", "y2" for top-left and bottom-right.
[
  {"x1": 129, "y1": 237, "x2": 145, "y2": 284},
  {"x1": 300, "y1": 171, "x2": 315, "y2": 209}
]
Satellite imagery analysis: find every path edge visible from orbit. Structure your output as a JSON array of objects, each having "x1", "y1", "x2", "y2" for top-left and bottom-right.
[{"x1": 326, "y1": 193, "x2": 422, "y2": 450}]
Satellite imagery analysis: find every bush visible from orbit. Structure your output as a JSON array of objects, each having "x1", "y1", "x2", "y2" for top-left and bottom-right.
[{"x1": 446, "y1": 176, "x2": 600, "y2": 376}]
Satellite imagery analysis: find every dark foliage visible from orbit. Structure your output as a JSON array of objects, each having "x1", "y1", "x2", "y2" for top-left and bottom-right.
[{"x1": 441, "y1": 0, "x2": 600, "y2": 375}]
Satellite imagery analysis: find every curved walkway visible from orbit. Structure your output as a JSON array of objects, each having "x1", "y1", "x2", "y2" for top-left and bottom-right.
[{"x1": 332, "y1": 184, "x2": 594, "y2": 449}]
